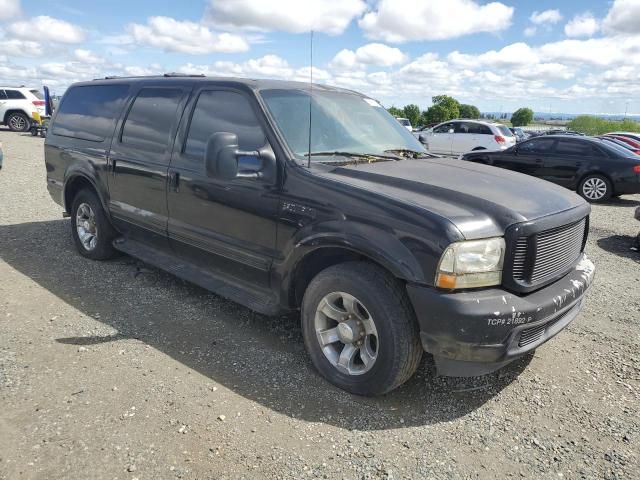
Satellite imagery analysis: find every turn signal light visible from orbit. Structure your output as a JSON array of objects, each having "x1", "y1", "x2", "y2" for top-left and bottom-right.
[
  {"x1": 633, "y1": 165, "x2": 640, "y2": 173},
  {"x1": 495, "y1": 135, "x2": 506, "y2": 143}
]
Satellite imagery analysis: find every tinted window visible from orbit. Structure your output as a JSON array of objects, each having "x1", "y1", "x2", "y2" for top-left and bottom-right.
[
  {"x1": 468, "y1": 123, "x2": 492, "y2": 135},
  {"x1": 0, "y1": 90, "x2": 7, "y2": 100},
  {"x1": 184, "y1": 90, "x2": 266, "y2": 160},
  {"x1": 5, "y1": 90, "x2": 26, "y2": 99},
  {"x1": 454, "y1": 122, "x2": 471, "y2": 134},
  {"x1": 121, "y1": 88, "x2": 183, "y2": 152},
  {"x1": 433, "y1": 123, "x2": 454, "y2": 134},
  {"x1": 30, "y1": 89, "x2": 44, "y2": 100},
  {"x1": 52, "y1": 84, "x2": 130, "y2": 142},
  {"x1": 555, "y1": 140, "x2": 592, "y2": 156},
  {"x1": 519, "y1": 138, "x2": 555, "y2": 153}
]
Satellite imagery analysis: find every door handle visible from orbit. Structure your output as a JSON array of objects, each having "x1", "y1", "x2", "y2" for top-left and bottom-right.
[{"x1": 168, "y1": 170, "x2": 180, "y2": 192}]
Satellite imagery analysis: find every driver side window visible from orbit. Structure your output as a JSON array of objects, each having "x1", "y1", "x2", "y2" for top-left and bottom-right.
[
  {"x1": 184, "y1": 90, "x2": 266, "y2": 163},
  {"x1": 433, "y1": 123, "x2": 453, "y2": 134}
]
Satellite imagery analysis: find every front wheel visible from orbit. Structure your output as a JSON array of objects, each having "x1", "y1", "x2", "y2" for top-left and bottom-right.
[
  {"x1": 301, "y1": 262, "x2": 422, "y2": 396},
  {"x1": 70, "y1": 189, "x2": 119, "y2": 260},
  {"x1": 578, "y1": 174, "x2": 612, "y2": 202}
]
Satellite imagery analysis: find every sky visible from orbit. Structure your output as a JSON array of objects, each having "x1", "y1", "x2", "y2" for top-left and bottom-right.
[{"x1": 1, "y1": 0, "x2": 639, "y2": 114}]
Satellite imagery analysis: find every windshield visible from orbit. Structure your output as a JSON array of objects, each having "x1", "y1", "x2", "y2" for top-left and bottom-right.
[
  {"x1": 260, "y1": 88, "x2": 426, "y2": 161},
  {"x1": 597, "y1": 139, "x2": 635, "y2": 157}
]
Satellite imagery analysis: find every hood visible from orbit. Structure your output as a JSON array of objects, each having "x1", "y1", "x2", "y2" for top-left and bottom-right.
[{"x1": 318, "y1": 157, "x2": 586, "y2": 239}]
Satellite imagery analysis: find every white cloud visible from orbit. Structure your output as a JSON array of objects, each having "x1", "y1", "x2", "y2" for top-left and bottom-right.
[
  {"x1": 359, "y1": 0, "x2": 514, "y2": 43},
  {"x1": 205, "y1": 0, "x2": 366, "y2": 35},
  {"x1": 512, "y1": 63, "x2": 575, "y2": 81},
  {"x1": 538, "y1": 36, "x2": 640, "y2": 67},
  {"x1": 524, "y1": 26, "x2": 537, "y2": 37},
  {"x1": 603, "y1": 0, "x2": 640, "y2": 35},
  {"x1": 0, "y1": 38, "x2": 43, "y2": 57},
  {"x1": 129, "y1": 16, "x2": 249, "y2": 54},
  {"x1": 530, "y1": 9, "x2": 563, "y2": 25},
  {"x1": 448, "y1": 43, "x2": 539, "y2": 68},
  {"x1": 9, "y1": 15, "x2": 85, "y2": 43},
  {"x1": 330, "y1": 43, "x2": 407, "y2": 69},
  {"x1": 564, "y1": 12, "x2": 599, "y2": 38},
  {"x1": 74, "y1": 49, "x2": 104, "y2": 64},
  {"x1": 0, "y1": 0, "x2": 20, "y2": 21}
]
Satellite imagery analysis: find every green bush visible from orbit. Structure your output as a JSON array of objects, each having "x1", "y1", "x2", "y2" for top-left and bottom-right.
[{"x1": 567, "y1": 116, "x2": 640, "y2": 135}]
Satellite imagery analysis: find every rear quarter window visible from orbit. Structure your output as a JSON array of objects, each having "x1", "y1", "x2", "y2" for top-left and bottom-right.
[
  {"x1": 496, "y1": 125, "x2": 514, "y2": 137},
  {"x1": 52, "y1": 84, "x2": 130, "y2": 142}
]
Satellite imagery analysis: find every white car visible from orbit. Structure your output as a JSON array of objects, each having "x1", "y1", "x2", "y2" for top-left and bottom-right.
[
  {"x1": 0, "y1": 86, "x2": 46, "y2": 132},
  {"x1": 419, "y1": 119, "x2": 516, "y2": 155},
  {"x1": 396, "y1": 117, "x2": 413, "y2": 131}
]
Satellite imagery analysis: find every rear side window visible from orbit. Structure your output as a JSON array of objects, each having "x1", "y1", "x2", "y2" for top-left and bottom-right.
[
  {"x1": 0, "y1": 91, "x2": 7, "y2": 100},
  {"x1": 555, "y1": 140, "x2": 592, "y2": 156},
  {"x1": 5, "y1": 90, "x2": 26, "y2": 99},
  {"x1": 467, "y1": 123, "x2": 492, "y2": 135},
  {"x1": 519, "y1": 138, "x2": 555, "y2": 153},
  {"x1": 184, "y1": 90, "x2": 266, "y2": 161},
  {"x1": 496, "y1": 125, "x2": 514, "y2": 137},
  {"x1": 52, "y1": 84, "x2": 130, "y2": 142},
  {"x1": 121, "y1": 88, "x2": 183, "y2": 153}
]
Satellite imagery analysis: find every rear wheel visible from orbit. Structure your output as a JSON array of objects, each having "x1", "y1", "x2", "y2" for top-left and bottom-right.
[
  {"x1": 70, "y1": 189, "x2": 119, "y2": 260},
  {"x1": 301, "y1": 262, "x2": 422, "y2": 396},
  {"x1": 7, "y1": 112, "x2": 31, "y2": 132},
  {"x1": 578, "y1": 174, "x2": 612, "y2": 202}
]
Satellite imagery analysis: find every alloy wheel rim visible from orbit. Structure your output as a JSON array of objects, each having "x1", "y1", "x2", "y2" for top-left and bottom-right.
[
  {"x1": 76, "y1": 203, "x2": 98, "y2": 251},
  {"x1": 314, "y1": 291, "x2": 379, "y2": 376},
  {"x1": 9, "y1": 115, "x2": 26, "y2": 130},
  {"x1": 582, "y1": 178, "x2": 607, "y2": 200}
]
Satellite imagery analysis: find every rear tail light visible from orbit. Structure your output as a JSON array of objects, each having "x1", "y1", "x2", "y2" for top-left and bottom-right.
[
  {"x1": 495, "y1": 135, "x2": 506, "y2": 144},
  {"x1": 32, "y1": 100, "x2": 45, "y2": 106},
  {"x1": 633, "y1": 165, "x2": 640, "y2": 173}
]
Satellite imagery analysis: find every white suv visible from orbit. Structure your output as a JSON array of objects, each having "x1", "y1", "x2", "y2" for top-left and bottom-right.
[
  {"x1": 419, "y1": 119, "x2": 516, "y2": 155},
  {"x1": 0, "y1": 87, "x2": 46, "y2": 132}
]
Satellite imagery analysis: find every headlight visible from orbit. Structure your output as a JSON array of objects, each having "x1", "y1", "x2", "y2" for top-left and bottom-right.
[{"x1": 435, "y1": 237, "x2": 505, "y2": 289}]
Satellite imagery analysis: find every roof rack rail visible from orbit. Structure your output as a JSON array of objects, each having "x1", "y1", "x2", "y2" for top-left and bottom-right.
[{"x1": 163, "y1": 72, "x2": 205, "y2": 77}]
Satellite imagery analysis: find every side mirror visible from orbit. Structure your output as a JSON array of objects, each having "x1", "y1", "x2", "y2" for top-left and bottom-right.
[
  {"x1": 448, "y1": 128, "x2": 454, "y2": 134},
  {"x1": 204, "y1": 132, "x2": 275, "y2": 181}
]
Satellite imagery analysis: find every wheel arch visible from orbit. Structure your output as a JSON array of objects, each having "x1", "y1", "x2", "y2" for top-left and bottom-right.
[
  {"x1": 63, "y1": 173, "x2": 109, "y2": 217},
  {"x1": 3, "y1": 109, "x2": 31, "y2": 125},
  {"x1": 283, "y1": 236, "x2": 426, "y2": 309},
  {"x1": 576, "y1": 170, "x2": 614, "y2": 192}
]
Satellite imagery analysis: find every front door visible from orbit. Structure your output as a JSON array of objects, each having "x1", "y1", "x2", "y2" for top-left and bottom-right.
[
  {"x1": 428, "y1": 122, "x2": 454, "y2": 155},
  {"x1": 494, "y1": 137, "x2": 555, "y2": 177},
  {"x1": 166, "y1": 88, "x2": 279, "y2": 288},
  {"x1": 107, "y1": 85, "x2": 191, "y2": 249}
]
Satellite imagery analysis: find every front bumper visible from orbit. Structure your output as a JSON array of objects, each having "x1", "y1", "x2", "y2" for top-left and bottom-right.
[{"x1": 407, "y1": 254, "x2": 595, "y2": 377}]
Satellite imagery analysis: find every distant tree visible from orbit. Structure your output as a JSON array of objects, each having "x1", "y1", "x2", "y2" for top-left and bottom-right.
[
  {"x1": 402, "y1": 104, "x2": 421, "y2": 127},
  {"x1": 511, "y1": 107, "x2": 534, "y2": 127},
  {"x1": 459, "y1": 104, "x2": 481, "y2": 119},
  {"x1": 424, "y1": 95, "x2": 460, "y2": 124},
  {"x1": 387, "y1": 106, "x2": 404, "y2": 117}
]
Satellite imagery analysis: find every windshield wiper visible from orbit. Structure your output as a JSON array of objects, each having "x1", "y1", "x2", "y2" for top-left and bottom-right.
[
  {"x1": 384, "y1": 148, "x2": 439, "y2": 158},
  {"x1": 304, "y1": 151, "x2": 401, "y2": 163}
]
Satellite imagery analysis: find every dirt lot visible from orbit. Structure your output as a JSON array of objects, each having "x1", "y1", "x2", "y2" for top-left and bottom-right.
[{"x1": 0, "y1": 129, "x2": 638, "y2": 479}]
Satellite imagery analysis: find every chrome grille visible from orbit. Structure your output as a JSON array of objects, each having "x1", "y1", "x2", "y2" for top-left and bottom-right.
[
  {"x1": 531, "y1": 218, "x2": 586, "y2": 283},
  {"x1": 512, "y1": 237, "x2": 528, "y2": 281},
  {"x1": 510, "y1": 217, "x2": 587, "y2": 287}
]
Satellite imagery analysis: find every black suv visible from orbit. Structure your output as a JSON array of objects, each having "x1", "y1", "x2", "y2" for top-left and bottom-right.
[{"x1": 45, "y1": 76, "x2": 595, "y2": 395}]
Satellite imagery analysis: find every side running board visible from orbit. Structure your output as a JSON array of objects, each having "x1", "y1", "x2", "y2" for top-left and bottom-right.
[{"x1": 113, "y1": 238, "x2": 282, "y2": 316}]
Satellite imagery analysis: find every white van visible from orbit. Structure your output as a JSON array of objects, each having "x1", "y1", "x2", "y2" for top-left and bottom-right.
[{"x1": 419, "y1": 119, "x2": 516, "y2": 155}]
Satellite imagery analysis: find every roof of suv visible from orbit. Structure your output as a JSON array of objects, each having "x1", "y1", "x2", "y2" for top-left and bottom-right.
[{"x1": 72, "y1": 75, "x2": 361, "y2": 96}]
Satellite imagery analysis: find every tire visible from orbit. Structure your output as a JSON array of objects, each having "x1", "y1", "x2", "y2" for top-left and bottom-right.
[
  {"x1": 70, "y1": 189, "x2": 119, "y2": 260},
  {"x1": 301, "y1": 262, "x2": 422, "y2": 396},
  {"x1": 578, "y1": 174, "x2": 612, "y2": 203},
  {"x1": 6, "y1": 112, "x2": 31, "y2": 132}
]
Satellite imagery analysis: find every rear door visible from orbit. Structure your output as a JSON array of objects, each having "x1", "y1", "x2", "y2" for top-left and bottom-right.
[
  {"x1": 107, "y1": 84, "x2": 191, "y2": 249},
  {"x1": 166, "y1": 87, "x2": 279, "y2": 288},
  {"x1": 452, "y1": 121, "x2": 474, "y2": 154}
]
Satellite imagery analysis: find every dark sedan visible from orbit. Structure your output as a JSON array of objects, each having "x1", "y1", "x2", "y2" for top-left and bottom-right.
[{"x1": 461, "y1": 135, "x2": 640, "y2": 202}]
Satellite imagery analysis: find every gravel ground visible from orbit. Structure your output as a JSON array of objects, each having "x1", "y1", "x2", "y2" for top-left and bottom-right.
[{"x1": 0, "y1": 128, "x2": 638, "y2": 480}]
